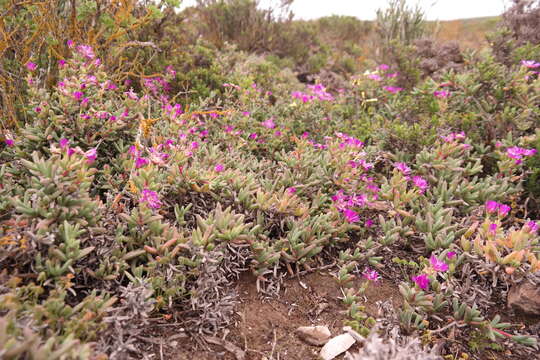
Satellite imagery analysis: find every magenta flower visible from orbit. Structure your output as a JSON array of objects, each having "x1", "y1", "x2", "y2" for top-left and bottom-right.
[
  {"x1": 190, "y1": 141, "x2": 199, "y2": 150},
  {"x1": 383, "y1": 86, "x2": 403, "y2": 94},
  {"x1": 447, "y1": 251, "x2": 456, "y2": 259},
  {"x1": 429, "y1": 255, "x2": 449, "y2": 272},
  {"x1": 287, "y1": 187, "x2": 297, "y2": 194},
  {"x1": 365, "y1": 219, "x2": 374, "y2": 228},
  {"x1": 524, "y1": 221, "x2": 539, "y2": 233},
  {"x1": 242, "y1": 111, "x2": 250, "y2": 117},
  {"x1": 59, "y1": 138, "x2": 69, "y2": 149},
  {"x1": 77, "y1": 45, "x2": 95, "y2": 59},
  {"x1": 433, "y1": 90, "x2": 450, "y2": 98},
  {"x1": 262, "y1": 117, "x2": 276, "y2": 129},
  {"x1": 412, "y1": 274, "x2": 430, "y2": 290},
  {"x1": 498, "y1": 204, "x2": 511, "y2": 217},
  {"x1": 489, "y1": 223, "x2": 498, "y2": 235},
  {"x1": 377, "y1": 64, "x2": 390, "y2": 71},
  {"x1": 85, "y1": 148, "x2": 97, "y2": 164},
  {"x1": 73, "y1": 91, "x2": 84, "y2": 101},
  {"x1": 125, "y1": 88, "x2": 138, "y2": 101},
  {"x1": 135, "y1": 157, "x2": 149, "y2": 169},
  {"x1": 5, "y1": 138, "x2": 14, "y2": 147},
  {"x1": 362, "y1": 268, "x2": 380, "y2": 282},
  {"x1": 140, "y1": 189, "x2": 161, "y2": 209},
  {"x1": 521, "y1": 60, "x2": 540, "y2": 68},
  {"x1": 412, "y1": 176, "x2": 429, "y2": 193},
  {"x1": 166, "y1": 65, "x2": 176, "y2": 77},
  {"x1": 485, "y1": 200, "x2": 499, "y2": 214},
  {"x1": 58, "y1": 59, "x2": 66, "y2": 68},
  {"x1": 367, "y1": 73, "x2": 382, "y2": 81},
  {"x1": 249, "y1": 133, "x2": 258, "y2": 140},
  {"x1": 506, "y1": 146, "x2": 537, "y2": 164},
  {"x1": 128, "y1": 146, "x2": 138, "y2": 157},
  {"x1": 343, "y1": 209, "x2": 359, "y2": 223},
  {"x1": 393, "y1": 162, "x2": 411, "y2": 175},
  {"x1": 26, "y1": 62, "x2": 37, "y2": 71},
  {"x1": 386, "y1": 72, "x2": 399, "y2": 78},
  {"x1": 214, "y1": 164, "x2": 224, "y2": 172}
]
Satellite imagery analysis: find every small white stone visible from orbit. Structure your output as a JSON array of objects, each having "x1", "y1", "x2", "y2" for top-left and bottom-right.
[
  {"x1": 319, "y1": 333, "x2": 356, "y2": 360},
  {"x1": 296, "y1": 325, "x2": 332, "y2": 346}
]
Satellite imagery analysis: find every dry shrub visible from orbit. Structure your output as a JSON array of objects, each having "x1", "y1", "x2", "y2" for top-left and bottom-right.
[{"x1": 490, "y1": 0, "x2": 540, "y2": 65}]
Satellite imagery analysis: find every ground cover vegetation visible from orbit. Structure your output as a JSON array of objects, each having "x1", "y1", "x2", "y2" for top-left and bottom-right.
[{"x1": 0, "y1": 0, "x2": 539, "y2": 359}]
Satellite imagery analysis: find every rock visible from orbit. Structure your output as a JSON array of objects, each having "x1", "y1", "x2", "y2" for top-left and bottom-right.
[
  {"x1": 296, "y1": 325, "x2": 332, "y2": 346},
  {"x1": 508, "y1": 281, "x2": 540, "y2": 315},
  {"x1": 319, "y1": 333, "x2": 356, "y2": 360}
]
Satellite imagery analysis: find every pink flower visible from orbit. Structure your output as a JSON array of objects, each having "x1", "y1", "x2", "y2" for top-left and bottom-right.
[
  {"x1": 489, "y1": 223, "x2": 498, "y2": 235},
  {"x1": 26, "y1": 62, "x2": 37, "y2": 71},
  {"x1": 524, "y1": 221, "x2": 539, "y2": 233},
  {"x1": 343, "y1": 209, "x2": 359, "y2": 223},
  {"x1": 125, "y1": 88, "x2": 138, "y2": 101},
  {"x1": 128, "y1": 145, "x2": 138, "y2": 157},
  {"x1": 214, "y1": 164, "x2": 224, "y2": 172},
  {"x1": 34, "y1": 107, "x2": 41, "y2": 113},
  {"x1": 58, "y1": 59, "x2": 66, "y2": 68},
  {"x1": 521, "y1": 60, "x2": 540, "y2": 68},
  {"x1": 262, "y1": 117, "x2": 276, "y2": 129},
  {"x1": 362, "y1": 268, "x2": 380, "y2": 282},
  {"x1": 412, "y1": 176, "x2": 429, "y2": 193},
  {"x1": 242, "y1": 111, "x2": 250, "y2": 117},
  {"x1": 140, "y1": 189, "x2": 161, "y2": 209},
  {"x1": 485, "y1": 200, "x2": 499, "y2": 214},
  {"x1": 5, "y1": 138, "x2": 14, "y2": 147},
  {"x1": 190, "y1": 141, "x2": 199, "y2": 149},
  {"x1": 441, "y1": 132, "x2": 466, "y2": 143},
  {"x1": 287, "y1": 187, "x2": 297, "y2": 194},
  {"x1": 67, "y1": 39, "x2": 74, "y2": 48},
  {"x1": 446, "y1": 251, "x2": 456, "y2": 259},
  {"x1": 498, "y1": 204, "x2": 511, "y2": 217},
  {"x1": 429, "y1": 255, "x2": 449, "y2": 272},
  {"x1": 85, "y1": 148, "x2": 97, "y2": 164},
  {"x1": 77, "y1": 45, "x2": 95, "y2": 59},
  {"x1": 166, "y1": 65, "x2": 176, "y2": 77},
  {"x1": 367, "y1": 73, "x2": 382, "y2": 81},
  {"x1": 365, "y1": 219, "x2": 374, "y2": 228},
  {"x1": 393, "y1": 162, "x2": 411, "y2": 175},
  {"x1": 73, "y1": 91, "x2": 84, "y2": 101},
  {"x1": 249, "y1": 133, "x2": 258, "y2": 140},
  {"x1": 433, "y1": 90, "x2": 450, "y2": 98},
  {"x1": 135, "y1": 157, "x2": 149, "y2": 169},
  {"x1": 59, "y1": 138, "x2": 69, "y2": 149},
  {"x1": 412, "y1": 274, "x2": 429, "y2": 290},
  {"x1": 377, "y1": 64, "x2": 390, "y2": 71},
  {"x1": 506, "y1": 146, "x2": 537, "y2": 164},
  {"x1": 383, "y1": 86, "x2": 403, "y2": 94},
  {"x1": 386, "y1": 72, "x2": 399, "y2": 78}
]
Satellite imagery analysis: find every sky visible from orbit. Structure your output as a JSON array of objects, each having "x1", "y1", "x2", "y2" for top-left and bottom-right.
[{"x1": 180, "y1": 0, "x2": 512, "y2": 21}]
